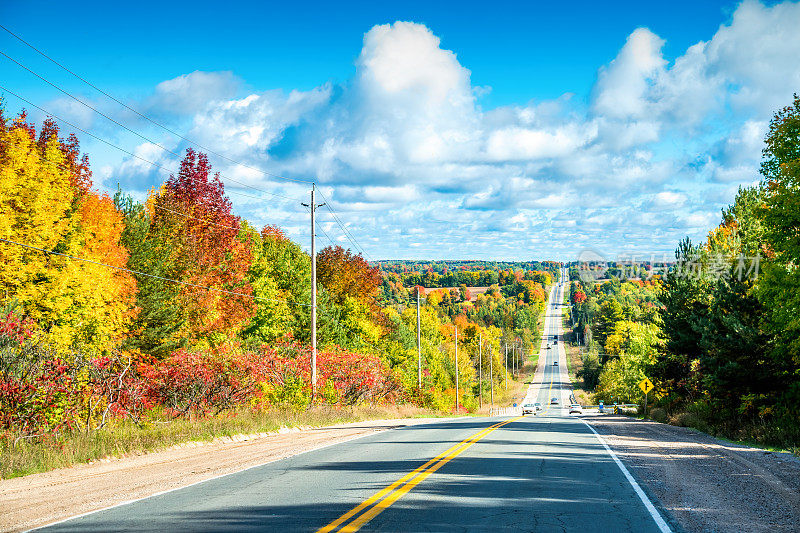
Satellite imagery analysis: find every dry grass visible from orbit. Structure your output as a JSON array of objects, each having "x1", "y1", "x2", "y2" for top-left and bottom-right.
[{"x1": 0, "y1": 404, "x2": 446, "y2": 480}]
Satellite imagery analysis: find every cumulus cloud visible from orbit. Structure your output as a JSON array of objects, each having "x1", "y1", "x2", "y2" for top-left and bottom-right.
[
  {"x1": 147, "y1": 71, "x2": 240, "y2": 116},
  {"x1": 592, "y1": 28, "x2": 667, "y2": 120},
  {"x1": 95, "y1": 3, "x2": 800, "y2": 259}
]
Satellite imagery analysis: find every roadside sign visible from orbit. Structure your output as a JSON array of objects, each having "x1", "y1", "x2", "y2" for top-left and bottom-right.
[{"x1": 638, "y1": 378, "x2": 654, "y2": 394}]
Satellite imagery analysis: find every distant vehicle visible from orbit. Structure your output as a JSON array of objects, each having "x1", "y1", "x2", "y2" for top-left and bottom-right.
[
  {"x1": 553, "y1": 335, "x2": 557, "y2": 340},
  {"x1": 553, "y1": 340, "x2": 558, "y2": 344},
  {"x1": 553, "y1": 361, "x2": 558, "y2": 366},
  {"x1": 522, "y1": 403, "x2": 536, "y2": 415},
  {"x1": 569, "y1": 404, "x2": 583, "y2": 414},
  {"x1": 534, "y1": 402, "x2": 542, "y2": 411},
  {"x1": 550, "y1": 397, "x2": 559, "y2": 405}
]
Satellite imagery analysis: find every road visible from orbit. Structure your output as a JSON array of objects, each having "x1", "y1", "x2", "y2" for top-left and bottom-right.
[{"x1": 38, "y1": 267, "x2": 672, "y2": 532}]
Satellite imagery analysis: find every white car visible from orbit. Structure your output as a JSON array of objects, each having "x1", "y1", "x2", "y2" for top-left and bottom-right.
[
  {"x1": 534, "y1": 402, "x2": 542, "y2": 411},
  {"x1": 550, "y1": 397, "x2": 559, "y2": 405},
  {"x1": 522, "y1": 403, "x2": 536, "y2": 415},
  {"x1": 569, "y1": 404, "x2": 583, "y2": 414}
]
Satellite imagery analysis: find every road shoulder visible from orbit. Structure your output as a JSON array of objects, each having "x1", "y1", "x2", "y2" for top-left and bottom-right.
[
  {"x1": 0, "y1": 417, "x2": 447, "y2": 533},
  {"x1": 583, "y1": 414, "x2": 800, "y2": 533}
]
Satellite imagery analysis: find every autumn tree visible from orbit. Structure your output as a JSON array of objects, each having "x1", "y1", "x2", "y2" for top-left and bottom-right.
[
  {"x1": 151, "y1": 149, "x2": 254, "y2": 346},
  {"x1": 0, "y1": 111, "x2": 136, "y2": 351},
  {"x1": 243, "y1": 225, "x2": 302, "y2": 343},
  {"x1": 316, "y1": 246, "x2": 381, "y2": 307},
  {"x1": 115, "y1": 192, "x2": 185, "y2": 357}
]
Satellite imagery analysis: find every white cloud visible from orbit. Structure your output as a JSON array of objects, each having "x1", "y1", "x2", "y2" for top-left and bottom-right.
[
  {"x1": 96, "y1": 3, "x2": 800, "y2": 259},
  {"x1": 485, "y1": 124, "x2": 596, "y2": 161},
  {"x1": 148, "y1": 71, "x2": 240, "y2": 115},
  {"x1": 653, "y1": 191, "x2": 688, "y2": 208},
  {"x1": 592, "y1": 28, "x2": 666, "y2": 120}
]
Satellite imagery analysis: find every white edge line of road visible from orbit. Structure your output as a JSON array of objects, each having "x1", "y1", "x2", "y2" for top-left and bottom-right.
[
  {"x1": 25, "y1": 417, "x2": 467, "y2": 532},
  {"x1": 581, "y1": 419, "x2": 672, "y2": 533}
]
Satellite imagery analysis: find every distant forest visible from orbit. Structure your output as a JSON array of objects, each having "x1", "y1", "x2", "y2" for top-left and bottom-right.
[{"x1": 376, "y1": 260, "x2": 560, "y2": 276}]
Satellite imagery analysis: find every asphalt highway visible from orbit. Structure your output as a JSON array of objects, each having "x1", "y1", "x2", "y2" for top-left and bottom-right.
[{"x1": 38, "y1": 268, "x2": 672, "y2": 532}]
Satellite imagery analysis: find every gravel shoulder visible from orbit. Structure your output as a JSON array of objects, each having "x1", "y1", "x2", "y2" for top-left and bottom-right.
[
  {"x1": 0, "y1": 417, "x2": 447, "y2": 533},
  {"x1": 584, "y1": 414, "x2": 800, "y2": 533}
]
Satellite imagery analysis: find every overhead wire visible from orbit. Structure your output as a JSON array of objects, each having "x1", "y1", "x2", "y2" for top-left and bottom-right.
[
  {"x1": 0, "y1": 24, "x2": 311, "y2": 186},
  {"x1": 315, "y1": 189, "x2": 372, "y2": 260},
  {"x1": 0, "y1": 86, "x2": 308, "y2": 237},
  {"x1": 2, "y1": 29, "x2": 379, "y2": 288},
  {"x1": 1, "y1": 37, "x2": 378, "y2": 264},
  {"x1": 0, "y1": 84, "x2": 300, "y2": 204},
  {"x1": 0, "y1": 51, "x2": 308, "y2": 199}
]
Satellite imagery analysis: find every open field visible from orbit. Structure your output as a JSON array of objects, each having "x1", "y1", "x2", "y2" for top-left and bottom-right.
[{"x1": 418, "y1": 286, "x2": 489, "y2": 302}]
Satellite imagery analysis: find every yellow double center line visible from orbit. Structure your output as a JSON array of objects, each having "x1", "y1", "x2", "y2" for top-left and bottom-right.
[{"x1": 318, "y1": 416, "x2": 523, "y2": 532}]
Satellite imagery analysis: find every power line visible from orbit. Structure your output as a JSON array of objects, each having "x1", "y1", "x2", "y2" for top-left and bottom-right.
[
  {"x1": 0, "y1": 24, "x2": 312, "y2": 186},
  {"x1": 0, "y1": 87, "x2": 312, "y2": 243},
  {"x1": 0, "y1": 51, "x2": 308, "y2": 199},
  {"x1": 0, "y1": 237, "x2": 311, "y2": 307},
  {"x1": 1, "y1": 37, "x2": 378, "y2": 263},
  {"x1": 0, "y1": 84, "x2": 301, "y2": 204},
  {"x1": 315, "y1": 189, "x2": 372, "y2": 260},
  {"x1": 152, "y1": 203, "x2": 254, "y2": 234}
]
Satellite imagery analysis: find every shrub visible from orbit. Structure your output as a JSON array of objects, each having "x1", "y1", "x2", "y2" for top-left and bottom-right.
[
  {"x1": 649, "y1": 407, "x2": 668, "y2": 423},
  {"x1": 669, "y1": 411, "x2": 709, "y2": 432}
]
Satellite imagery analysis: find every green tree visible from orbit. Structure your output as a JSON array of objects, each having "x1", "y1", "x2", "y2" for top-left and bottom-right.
[
  {"x1": 115, "y1": 192, "x2": 185, "y2": 357},
  {"x1": 757, "y1": 93, "x2": 800, "y2": 422}
]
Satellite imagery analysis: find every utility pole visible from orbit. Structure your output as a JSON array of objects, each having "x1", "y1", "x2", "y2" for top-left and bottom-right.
[
  {"x1": 513, "y1": 343, "x2": 516, "y2": 377},
  {"x1": 417, "y1": 290, "x2": 422, "y2": 389},
  {"x1": 490, "y1": 344, "x2": 494, "y2": 409},
  {"x1": 455, "y1": 326, "x2": 459, "y2": 412},
  {"x1": 303, "y1": 184, "x2": 324, "y2": 399},
  {"x1": 504, "y1": 343, "x2": 508, "y2": 389},
  {"x1": 478, "y1": 332, "x2": 483, "y2": 408}
]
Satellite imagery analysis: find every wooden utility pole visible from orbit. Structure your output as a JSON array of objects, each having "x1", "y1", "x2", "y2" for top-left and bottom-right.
[
  {"x1": 478, "y1": 332, "x2": 483, "y2": 408},
  {"x1": 513, "y1": 343, "x2": 517, "y2": 377},
  {"x1": 303, "y1": 185, "x2": 324, "y2": 399},
  {"x1": 504, "y1": 343, "x2": 508, "y2": 389},
  {"x1": 417, "y1": 291, "x2": 422, "y2": 389},
  {"x1": 490, "y1": 344, "x2": 494, "y2": 408},
  {"x1": 455, "y1": 326, "x2": 459, "y2": 412},
  {"x1": 309, "y1": 185, "x2": 318, "y2": 398}
]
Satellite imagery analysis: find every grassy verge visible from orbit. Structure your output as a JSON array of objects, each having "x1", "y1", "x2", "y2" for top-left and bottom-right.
[
  {"x1": 0, "y1": 404, "x2": 446, "y2": 480},
  {"x1": 714, "y1": 435, "x2": 800, "y2": 457},
  {"x1": 628, "y1": 409, "x2": 800, "y2": 458}
]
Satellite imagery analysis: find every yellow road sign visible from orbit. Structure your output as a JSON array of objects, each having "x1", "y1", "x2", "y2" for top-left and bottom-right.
[{"x1": 639, "y1": 377, "x2": 654, "y2": 394}]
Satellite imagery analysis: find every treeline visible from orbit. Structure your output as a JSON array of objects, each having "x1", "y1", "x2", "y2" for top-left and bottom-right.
[
  {"x1": 377, "y1": 260, "x2": 559, "y2": 276},
  {"x1": 566, "y1": 95, "x2": 800, "y2": 449},
  {"x1": 383, "y1": 267, "x2": 555, "y2": 289}
]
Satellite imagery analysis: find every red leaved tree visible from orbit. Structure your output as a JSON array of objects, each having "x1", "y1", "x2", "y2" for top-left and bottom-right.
[{"x1": 153, "y1": 149, "x2": 254, "y2": 344}]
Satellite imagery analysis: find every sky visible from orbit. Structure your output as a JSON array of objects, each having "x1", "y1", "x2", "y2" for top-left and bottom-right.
[{"x1": 2, "y1": 0, "x2": 799, "y2": 262}]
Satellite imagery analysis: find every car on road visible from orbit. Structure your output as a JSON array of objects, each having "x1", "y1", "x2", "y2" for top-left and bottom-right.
[
  {"x1": 534, "y1": 402, "x2": 542, "y2": 411},
  {"x1": 522, "y1": 403, "x2": 536, "y2": 414},
  {"x1": 550, "y1": 397, "x2": 559, "y2": 405},
  {"x1": 553, "y1": 361, "x2": 558, "y2": 366},
  {"x1": 569, "y1": 404, "x2": 583, "y2": 414}
]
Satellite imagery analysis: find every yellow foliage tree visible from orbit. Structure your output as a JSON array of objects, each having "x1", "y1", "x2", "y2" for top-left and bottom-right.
[{"x1": 0, "y1": 114, "x2": 137, "y2": 351}]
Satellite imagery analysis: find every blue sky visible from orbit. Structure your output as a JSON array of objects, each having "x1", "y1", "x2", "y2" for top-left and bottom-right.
[{"x1": 2, "y1": 0, "x2": 798, "y2": 261}]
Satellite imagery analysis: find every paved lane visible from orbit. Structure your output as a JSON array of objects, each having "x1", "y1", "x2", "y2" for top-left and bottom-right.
[
  {"x1": 39, "y1": 417, "x2": 665, "y2": 532},
  {"x1": 39, "y1": 268, "x2": 671, "y2": 532}
]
